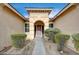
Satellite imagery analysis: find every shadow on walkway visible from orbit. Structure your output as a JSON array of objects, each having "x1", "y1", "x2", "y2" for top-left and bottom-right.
[{"x1": 32, "y1": 31, "x2": 46, "y2": 55}]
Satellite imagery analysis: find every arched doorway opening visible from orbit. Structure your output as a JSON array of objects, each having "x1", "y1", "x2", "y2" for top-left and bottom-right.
[{"x1": 34, "y1": 21, "x2": 44, "y2": 37}]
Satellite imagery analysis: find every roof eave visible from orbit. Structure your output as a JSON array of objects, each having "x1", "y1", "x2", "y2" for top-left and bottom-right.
[
  {"x1": 51, "y1": 3, "x2": 74, "y2": 21},
  {"x1": 26, "y1": 8, "x2": 52, "y2": 10},
  {"x1": 25, "y1": 7, "x2": 52, "y2": 14},
  {"x1": 4, "y1": 3, "x2": 28, "y2": 21}
]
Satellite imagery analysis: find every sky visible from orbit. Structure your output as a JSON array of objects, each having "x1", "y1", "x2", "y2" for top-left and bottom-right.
[{"x1": 10, "y1": 3, "x2": 69, "y2": 18}]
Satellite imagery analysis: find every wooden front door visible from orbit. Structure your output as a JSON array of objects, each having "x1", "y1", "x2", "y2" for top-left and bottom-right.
[{"x1": 36, "y1": 25, "x2": 42, "y2": 31}]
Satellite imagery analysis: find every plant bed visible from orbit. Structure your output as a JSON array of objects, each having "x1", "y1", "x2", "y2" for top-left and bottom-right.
[
  {"x1": 55, "y1": 33, "x2": 70, "y2": 51},
  {"x1": 11, "y1": 34, "x2": 27, "y2": 49},
  {"x1": 72, "y1": 33, "x2": 79, "y2": 51}
]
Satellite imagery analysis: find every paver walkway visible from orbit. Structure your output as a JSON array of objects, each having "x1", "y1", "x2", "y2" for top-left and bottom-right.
[{"x1": 32, "y1": 31, "x2": 46, "y2": 55}]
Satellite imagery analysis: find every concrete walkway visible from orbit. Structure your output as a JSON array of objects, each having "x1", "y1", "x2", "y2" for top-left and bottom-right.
[
  {"x1": 44, "y1": 39, "x2": 60, "y2": 55},
  {"x1": 32, "y1": 31, "x2": 46, "y2": 55}
]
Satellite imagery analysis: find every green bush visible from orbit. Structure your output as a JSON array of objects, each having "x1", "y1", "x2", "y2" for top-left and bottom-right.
[
  {"x1": 72, "y1": 33, "x2": 79, "y2": 41},
  {"x1": 55, "y1": 33, "x2": 70, "y2": 51},
  {"x1": 45, "y1": 28, "x2": 61, "y2": 36},
  {"x1": 45, "y1": 28, "x2": 61, "y2": 42},
  {"x1": 72, "y1": 33, "x2": 79, "y2": 50},
  {"x1": 55, "y1": 34, "x2": 70, "y2": 44},
  {"x1": 45, "y1": 28, "x2": 52, "y2": 37},
  {"x1": 11, "y1": 34, "x2": 27, "y2": 48},
  {"x1": 52, "y1": 28, "x2": 61, "y2": 34}
]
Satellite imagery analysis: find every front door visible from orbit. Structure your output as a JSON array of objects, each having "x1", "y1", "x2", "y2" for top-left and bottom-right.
[
  {"x1": 34, "y1": 21, "x2": 44, "y2": 37},
  {"x1": 36, "y1": 25, "x2": 42, "y2": 31}
]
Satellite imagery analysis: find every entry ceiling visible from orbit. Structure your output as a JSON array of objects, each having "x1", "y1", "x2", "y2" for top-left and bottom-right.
[{"x1": 9, "y1": 3, "x2": 69, "y2": 19}]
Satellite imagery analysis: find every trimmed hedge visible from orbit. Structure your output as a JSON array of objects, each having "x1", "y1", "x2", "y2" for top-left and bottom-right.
[
  {"x1": 11, "y1": 34, "x2": 27, "y2": 48},
  {"x1": 52, "y1": 28, "x2": 61, "y2": 34},
  {"x1": 55, "y1": 33, "x2": 70, "y2": 51},
  {"x1": 45, "y1": 28, "x2": 61, "y2": 34},
  {"x1": 45, "y1": 28, "x2": 61, "y2": 42},
  {"x1": 45, "y1": 28, "x2": 53, "y2": 37},
  {"x1": 55, "y1": 34, "x2": 70, "y2": 44},
  {"x1": 72, "y1": 33, "x2": 79, "y2": 50},
  {"x1": 72, "y1": 33, "x2": 79, "y2": 41}
]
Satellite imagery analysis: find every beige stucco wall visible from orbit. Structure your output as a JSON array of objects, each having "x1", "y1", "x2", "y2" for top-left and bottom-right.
[
  {"x1": 26, "y1": 12, "x2": 50, "y2": 40},
  {"x1": 0, "y1": 4, "x2": 25, "y2": 51},
  {"x1": 54, "y1": 4, "x2": 79, "y2": 51}
]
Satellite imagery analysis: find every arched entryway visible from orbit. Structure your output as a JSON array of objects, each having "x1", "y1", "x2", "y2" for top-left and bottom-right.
[{"x1": 34, "y1": 21, "x2": 44, "y2": 37}]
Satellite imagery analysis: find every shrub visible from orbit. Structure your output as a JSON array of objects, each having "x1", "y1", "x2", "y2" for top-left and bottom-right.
[
  {"x1": 11, "y1": 34, "x2": 27, "y2": 48},
  {"x1": 72, "y1": 33, "x2": 79, "y2": 50},
  {"x1": 45, "y1": 28, "x2": 61, "y2": 43},
  {"x1": 52, "y1": 28, "x2": 61, "y2": 34},
  {"x1": 55, "y1": 34, "x2": 70, "y2": 43},
  {"x1": 72, "y1": 33, "x2": 79, "y2": 41},
  {"x1": 45, "y1": 28, "x2": 61, "y2": 34},
  {"x1": 55, "y1": 33, "x2": 70, "y2": 51},
  {"x1": 45, "y1": 28, "x2": 53, "y2": 37}
]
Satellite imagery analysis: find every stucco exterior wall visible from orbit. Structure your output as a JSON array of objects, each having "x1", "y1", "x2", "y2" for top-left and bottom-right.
[
  {"x1": 26, "y1": 12, "x2": 49, "y2": 40},
  {"x1": 0, "y1": 4, "x2": 25, "y2": 51},
  {"x1": 54, "y1": 4, "x2": 79, "y2": 51}
]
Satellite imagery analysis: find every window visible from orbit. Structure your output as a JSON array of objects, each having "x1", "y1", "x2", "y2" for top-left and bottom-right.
[
  {"x1": 49, "y1": 23, "x2": 53, "y2": 28},
  {"x1": 25, "y1": 23, "x2": 29, "y2": 32}
]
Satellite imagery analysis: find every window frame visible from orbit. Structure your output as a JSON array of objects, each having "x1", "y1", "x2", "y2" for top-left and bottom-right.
[
  {"x1": 25, "y1": 22, "x2": 29, "y2": 32},
  {"x1": 49, "y1": 23, "x2": 53, "y2": 28}
]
